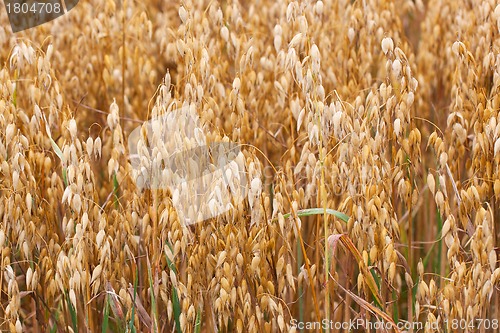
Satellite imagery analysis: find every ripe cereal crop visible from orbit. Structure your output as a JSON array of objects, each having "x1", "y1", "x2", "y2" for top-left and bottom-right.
[{"x1": 0, "y1": 0, "x2": 499, "y2": 332}]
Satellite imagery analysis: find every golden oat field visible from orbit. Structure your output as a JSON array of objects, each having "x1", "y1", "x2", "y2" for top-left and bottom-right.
[{"x1": 0, "y1": 0, "x2": 499, "y2": 332}]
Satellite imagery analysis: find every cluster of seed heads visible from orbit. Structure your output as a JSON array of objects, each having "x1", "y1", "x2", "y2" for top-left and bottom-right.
[{"x1": 0, "y1": 0, "x2": 499, "y2": 332}]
